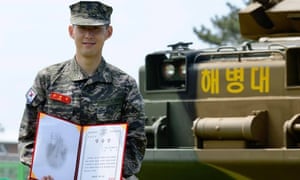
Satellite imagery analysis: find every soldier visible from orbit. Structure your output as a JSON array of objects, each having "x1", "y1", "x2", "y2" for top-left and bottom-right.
[{"x1": 18, "y1": 1, "x2": 146, "y2": 180}]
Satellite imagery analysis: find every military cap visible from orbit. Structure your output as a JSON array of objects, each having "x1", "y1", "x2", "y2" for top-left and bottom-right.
[{"x1": 69, "y1": 1, "x2": 113, "y2": 26}]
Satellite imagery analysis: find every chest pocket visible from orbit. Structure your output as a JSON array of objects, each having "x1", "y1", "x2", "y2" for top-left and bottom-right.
[
  {"x1": 93, "y1": 98, "x2": 123, "y2": 122},
  {"x1": 44, "y1": 92, "x2": 73, "y2": 120}
]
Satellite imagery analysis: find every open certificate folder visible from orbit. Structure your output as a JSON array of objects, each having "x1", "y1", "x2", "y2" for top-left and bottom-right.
[{"x1": 30, "y1": 112, "x2": 128, "y2": 180}]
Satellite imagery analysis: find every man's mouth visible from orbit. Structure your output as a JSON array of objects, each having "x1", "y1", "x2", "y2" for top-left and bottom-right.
[{"x1": 83, "y1": 42, "x2": 96, "y2": 45}]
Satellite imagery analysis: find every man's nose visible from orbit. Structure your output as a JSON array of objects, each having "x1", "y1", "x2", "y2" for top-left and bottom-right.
[{"x1": 83, "y1": 30, "x2": 95, "y2": 37}]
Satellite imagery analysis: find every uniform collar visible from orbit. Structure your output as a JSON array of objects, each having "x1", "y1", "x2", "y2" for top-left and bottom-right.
[{"x1": 69, "y1": 57, "x2": 112, "y2": 83}]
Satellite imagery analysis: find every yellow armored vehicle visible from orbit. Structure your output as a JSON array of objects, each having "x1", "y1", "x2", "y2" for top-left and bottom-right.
[{"x1": 138, "y1": 0, "x2": 300, "y2": 179}]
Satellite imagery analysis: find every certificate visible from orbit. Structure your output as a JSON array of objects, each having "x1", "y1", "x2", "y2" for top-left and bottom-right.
[{"x1": 29, "y1": 112, "x2": 127, "y2": 180}]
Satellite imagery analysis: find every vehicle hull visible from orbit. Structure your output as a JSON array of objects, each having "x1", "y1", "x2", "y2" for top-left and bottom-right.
[{"x1": 139, "y1": 149, "x2": 300, "y2": 180}]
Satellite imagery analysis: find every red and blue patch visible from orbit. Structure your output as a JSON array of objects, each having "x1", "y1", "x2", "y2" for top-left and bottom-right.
[{"x1": 26, "y1": 88, "x2": 37, "y2": 104}]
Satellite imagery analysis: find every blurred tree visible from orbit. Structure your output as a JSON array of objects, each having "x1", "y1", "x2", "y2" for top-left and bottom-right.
[{"x1": 193, "y1": 0, "x2": 251, "y2": 46}]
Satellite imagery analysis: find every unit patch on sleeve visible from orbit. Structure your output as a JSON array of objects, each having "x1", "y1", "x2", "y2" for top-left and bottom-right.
[{"x1": 26, "y1": 88, "x2": 37, "y2": 104}]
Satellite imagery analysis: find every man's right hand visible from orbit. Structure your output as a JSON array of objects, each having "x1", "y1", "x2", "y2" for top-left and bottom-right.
[{"x1": 41, "y1": 176, "x2": 54, "y2": 180}]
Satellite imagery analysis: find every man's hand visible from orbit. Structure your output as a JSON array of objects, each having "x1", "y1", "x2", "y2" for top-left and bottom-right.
[
  {"x1": 41, "y1": 176, "x2": 54, "y2": 180},
  {"x1": 123, "y1": 175, "x2": 138, "y2": 180}
]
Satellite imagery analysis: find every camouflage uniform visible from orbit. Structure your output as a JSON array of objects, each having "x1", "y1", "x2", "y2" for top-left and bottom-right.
[{"x1": 18, "y1": 58, "x2": 147, "y2": 178}]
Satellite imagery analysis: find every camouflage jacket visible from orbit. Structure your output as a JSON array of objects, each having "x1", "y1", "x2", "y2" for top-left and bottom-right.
[{"x1": 18, "y1": 58, "x2": 147, "y2": 177}]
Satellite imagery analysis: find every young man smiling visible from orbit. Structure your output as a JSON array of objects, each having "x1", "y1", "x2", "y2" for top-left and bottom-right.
[{"x1": 18, "y1": 1, "x2": 146, "y2": 180}]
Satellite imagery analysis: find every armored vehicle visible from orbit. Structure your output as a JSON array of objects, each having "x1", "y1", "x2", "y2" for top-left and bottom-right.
[{"x1": 137, "y1": 0, "x2": 300, "y2": 179}]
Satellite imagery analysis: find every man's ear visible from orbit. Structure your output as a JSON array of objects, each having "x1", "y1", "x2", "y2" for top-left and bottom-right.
[
  {"x1": 105, "y1": 25, "x2": 113, "y2": 40},
  {"x1": 68, "y1": 25, "x2": 74, "y2": 39}
]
